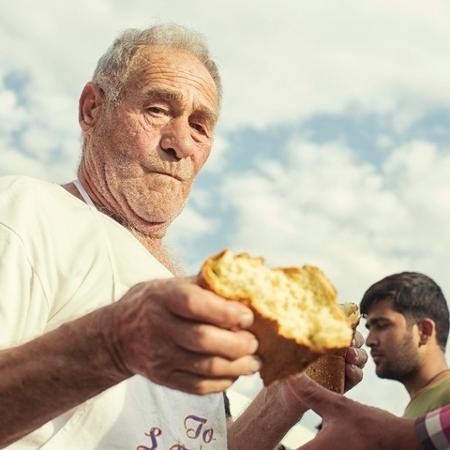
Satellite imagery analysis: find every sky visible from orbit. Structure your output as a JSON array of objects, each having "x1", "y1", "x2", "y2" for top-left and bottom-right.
[{"x1": 2, "y1": 0, "x2": 450, "y2": 442}]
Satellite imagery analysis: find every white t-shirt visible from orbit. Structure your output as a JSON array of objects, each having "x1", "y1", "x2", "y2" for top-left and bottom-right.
[{"x1": 0, "y1": 176, "x2": 227, "y2": 450}]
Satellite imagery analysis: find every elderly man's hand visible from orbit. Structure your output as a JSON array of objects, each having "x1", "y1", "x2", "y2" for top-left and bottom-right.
[
  {"x1": 344, "y1": 330, "x2": 368, "y2": 391},
  {"x1": 104, "y1": 277, "x2": 260, "y2": 395}
]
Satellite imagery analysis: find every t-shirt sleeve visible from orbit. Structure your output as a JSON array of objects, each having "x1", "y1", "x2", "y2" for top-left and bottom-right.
[
  {"x1": 0, "y1": 224, "x2": 50, "y2": 348},
  {"x1": 416, "y1": 404, "x2": 450, "y2": 450}
]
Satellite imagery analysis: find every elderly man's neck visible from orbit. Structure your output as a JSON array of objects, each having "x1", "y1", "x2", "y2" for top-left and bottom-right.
[{"x1": 62, "y1": 181, "x2": 182, "y2": 275}]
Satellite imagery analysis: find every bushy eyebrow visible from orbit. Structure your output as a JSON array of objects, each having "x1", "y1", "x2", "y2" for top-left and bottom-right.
[
  {"x1": 144, "y1": 87, "x2": 183, "y2": 103},
  {"x1": 143, "y1": 87, "x2": 217, "y2": 126}
]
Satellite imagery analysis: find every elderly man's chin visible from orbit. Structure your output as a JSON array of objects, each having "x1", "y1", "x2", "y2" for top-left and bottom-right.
[{"x1": 126, "y1": 192, "x2": 187, "y2": 235}]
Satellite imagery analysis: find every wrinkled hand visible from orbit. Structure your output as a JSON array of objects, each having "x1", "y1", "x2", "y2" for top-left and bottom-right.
[
  {"x1": 291, "y1": 375, "x2": 421, "y2": 450},
  {"x1": 344, "y1": 330, "x2": 368, "y2": 392},
  {"x1": 105, "y1": 277, "x2": 260, "y2": 395}
]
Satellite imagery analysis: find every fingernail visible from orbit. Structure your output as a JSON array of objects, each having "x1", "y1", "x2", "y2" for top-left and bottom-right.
[
  {"x1": 248, "y1": 337, "x2": 259, "y2": 353},
  {"x1": 346, "y1": 347, "x2": 357, "y2": 362},
  {"x1": 239, "y1": 312, "x2": 254, "y2": 328}
]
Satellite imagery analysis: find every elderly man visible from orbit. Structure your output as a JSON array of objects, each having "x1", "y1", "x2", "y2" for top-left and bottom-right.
[{"x1": 0, "y1": 24, "x2": 365, "y2": 449}]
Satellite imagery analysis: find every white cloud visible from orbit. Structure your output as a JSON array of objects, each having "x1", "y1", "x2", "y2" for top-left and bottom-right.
[
  {"x1": 222, "y1": 137, "x2": 450, "y2": 297},
  {"x1": 170, "y1": 204, "x2": 218, "y2": 236},
  {"x1": 0, "y1": 147, "x2": 49, "y2": 179},
  {"x1": 217, "y1": 137, "x2": 450, "y2": 411},
  {"x1": 0, "y1": 88, "x2": 26, "y2": 135},
  {"x1": 376, "y1": 134, "x2": 394, "y2": 150},
  {"x1": 0, "y1": 145, "x2": 78, "y2": 182},
  {"x1": 166, "y1": 203, "x2": 218, "y2": 268},
  {"x1": 2, "y1": 0, "x2": 450, "y2": 178},
  {"x1": 1, "y1": 0, "x2": 450, "y2": 137},
  {"x1": 203, "y1": 131, "x2": 230, "y2": 173},
  {"x1": 213, "y1": 0, "x2": 450, "y2": 129}
]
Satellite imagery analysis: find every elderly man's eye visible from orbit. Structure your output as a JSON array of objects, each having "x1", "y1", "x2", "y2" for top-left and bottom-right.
[
  {"x1": 147, "y1": 106, "x2": 167, "y2": 115},
  {"x1": 190, "y1": 122, "x2": 207, "y2": 135}
]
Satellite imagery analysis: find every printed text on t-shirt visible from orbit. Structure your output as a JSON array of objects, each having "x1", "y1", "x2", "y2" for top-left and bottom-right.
[{"x1": 137, "y1": 414, "x2": 216, "y2": 449}]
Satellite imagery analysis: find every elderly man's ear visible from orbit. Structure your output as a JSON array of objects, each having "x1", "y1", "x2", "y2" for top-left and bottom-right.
[{"x1": 79, "y1": 82, "x2": 105, "y2": 132}]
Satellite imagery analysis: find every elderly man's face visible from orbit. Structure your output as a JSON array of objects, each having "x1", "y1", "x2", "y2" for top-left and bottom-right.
[{"x1": 85, "y1": 45, "x2": 218, "y2": 237}]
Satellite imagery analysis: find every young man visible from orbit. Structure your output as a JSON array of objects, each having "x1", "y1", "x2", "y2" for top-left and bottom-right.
[{"x1": 361, "y1": 272, "x2": 450, "y2": 418}]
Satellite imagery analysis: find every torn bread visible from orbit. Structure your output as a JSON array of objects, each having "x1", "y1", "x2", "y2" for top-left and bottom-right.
[
  {"x1": 199, "y1": 249, "x2": 353, "y2": 386},
  {"x1": 304, "y1": 303, "x2": 360, "y2": 393}
]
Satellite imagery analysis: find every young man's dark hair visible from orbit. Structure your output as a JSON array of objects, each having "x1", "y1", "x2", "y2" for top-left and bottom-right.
[
  {"x1": 360, "y1": 272, "x2": 449, "y2": 351},
  {"x1": 361, "y1": 272, "x2": 450, "y2": 419}
]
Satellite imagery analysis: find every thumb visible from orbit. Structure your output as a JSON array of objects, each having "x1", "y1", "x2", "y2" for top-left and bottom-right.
[{"x1": 287, "y1": 374, "x2": 342, "y2": 418}]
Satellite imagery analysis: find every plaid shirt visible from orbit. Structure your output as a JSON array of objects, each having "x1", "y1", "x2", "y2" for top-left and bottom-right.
[{"x1": 416, "y1": 404, "x2": 450, "y2": 449}]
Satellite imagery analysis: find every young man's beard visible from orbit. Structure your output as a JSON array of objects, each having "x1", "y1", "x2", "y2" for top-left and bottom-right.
[{"x1": 376, "y1": 331, "x2": 420, "y2": 382}]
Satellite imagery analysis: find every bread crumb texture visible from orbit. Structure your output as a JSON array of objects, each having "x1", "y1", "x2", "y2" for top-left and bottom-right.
[{"x1": 200, "y1": 249, "x2": 355, "y2": 385}]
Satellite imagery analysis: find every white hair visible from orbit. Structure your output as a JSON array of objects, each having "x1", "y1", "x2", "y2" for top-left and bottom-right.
[{"x1": 92, "y1": 24, "x2": 222, "y2": 106}]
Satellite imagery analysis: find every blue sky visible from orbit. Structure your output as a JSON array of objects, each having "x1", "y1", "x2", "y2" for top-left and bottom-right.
[{"x1": 2, "y1": 0, "x2": 450, "y2": 441}]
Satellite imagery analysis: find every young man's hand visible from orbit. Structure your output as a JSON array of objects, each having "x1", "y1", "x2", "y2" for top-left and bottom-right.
[{"x1": 291, "y1": 375, "x2": 421, "y2": 450}]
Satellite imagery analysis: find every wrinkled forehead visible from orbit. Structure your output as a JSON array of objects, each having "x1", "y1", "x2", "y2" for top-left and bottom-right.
[{"x1": 124, "y1": 45, "x2": 219, "y2": 111}]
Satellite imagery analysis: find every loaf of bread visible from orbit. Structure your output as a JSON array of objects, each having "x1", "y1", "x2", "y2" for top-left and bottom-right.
[
  {"x1": 199, "y1": 249, "x2": 353, "y2": 386},
  {"x1": 304, "y1": 303, "x2": 360, "y2": 393}
]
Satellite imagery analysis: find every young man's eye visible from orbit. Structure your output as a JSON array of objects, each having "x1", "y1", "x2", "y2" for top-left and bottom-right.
[{"x1": 366, "y1": 321, "x2": 390, "y2": 331}]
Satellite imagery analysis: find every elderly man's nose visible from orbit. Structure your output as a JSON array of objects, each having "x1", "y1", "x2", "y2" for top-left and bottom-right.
[{"x1": 160, "y1": 121, "x2": 196, "y2": 159}]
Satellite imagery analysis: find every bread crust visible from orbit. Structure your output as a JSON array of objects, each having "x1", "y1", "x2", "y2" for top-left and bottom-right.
[
  {"x1": 247, "y1": 311, "x2": 322, "y2": 385},
  {"x1": 305, "y1": 303, "x2": 360, "y2": 393},
  {"x1": 199, "y1": 249, "x2": 353, "y2": 386},
  {"x1": 304, "y1": 354, "x2": 346, "y2": 393}
]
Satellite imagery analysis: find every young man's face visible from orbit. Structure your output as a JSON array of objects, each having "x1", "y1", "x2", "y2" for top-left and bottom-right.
[{"x1": 365, "y1": 299, "x2": 421, "y2": 381}]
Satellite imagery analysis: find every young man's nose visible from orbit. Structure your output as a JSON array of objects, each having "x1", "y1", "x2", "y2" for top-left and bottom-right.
[{"x1": 365, "y1": 331, "x2": 378, "y2": 348}]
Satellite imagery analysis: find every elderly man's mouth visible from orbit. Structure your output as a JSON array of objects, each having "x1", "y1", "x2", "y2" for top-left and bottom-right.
[{"x1": 151, "y1": 171, "x2": 183, "y2": 182}]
